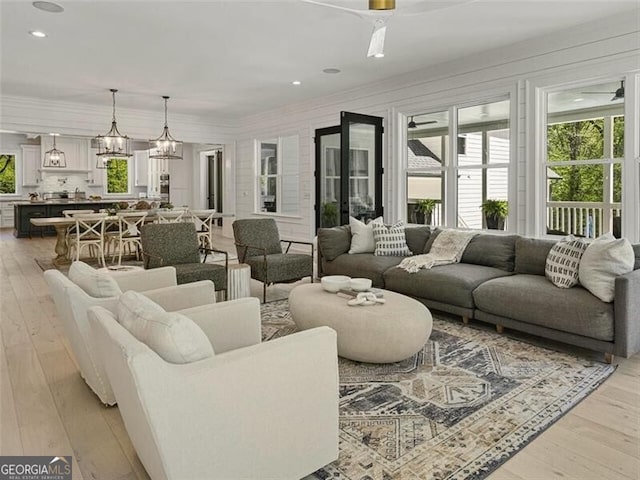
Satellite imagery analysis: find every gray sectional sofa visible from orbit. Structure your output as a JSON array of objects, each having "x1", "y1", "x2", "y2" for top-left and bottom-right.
[{"x1": 317, "y1": 225, "x2": 640, "y2": 361}]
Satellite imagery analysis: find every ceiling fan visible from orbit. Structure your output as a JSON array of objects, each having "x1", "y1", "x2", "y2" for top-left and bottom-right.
[
  {"x1": 581, "y1": 80, "x2": 625, "y2": 101},
  {"x1": 302, "y1": 0, "x2": 472, "y2": 58},
  {"x1": 408, "y1": 116, "x2": 437, "y2": 129}
]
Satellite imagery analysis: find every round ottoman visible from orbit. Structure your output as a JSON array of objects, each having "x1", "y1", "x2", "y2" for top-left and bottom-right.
[{"x1": 289, "y1": 283, "x2": 432, "y2": 363}]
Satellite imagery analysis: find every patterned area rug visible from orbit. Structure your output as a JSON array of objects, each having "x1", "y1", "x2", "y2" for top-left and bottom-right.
[{"x1": 260, "y1": 300, "x2": 615, "y2": 480}]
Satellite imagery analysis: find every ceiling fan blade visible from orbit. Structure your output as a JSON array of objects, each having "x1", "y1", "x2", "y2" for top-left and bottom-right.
[
  {"x1": 399, "y1": 0, "x2": 474, "y2": 16},
  {"x1": 416, "y1": 120, "x2": 438, "y2": 126},
  {"x1": 581, "y1": 91, "x2": 616, "y2": 94},
  {"x1": 367, "y1": 20, "x2": 387, "y2": 57}
]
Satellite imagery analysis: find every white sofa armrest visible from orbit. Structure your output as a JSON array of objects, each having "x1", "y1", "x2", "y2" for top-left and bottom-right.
[
  {"x1": 141, "y1": 280, "x2": 216, "y2": 312},
  {"x1": 113, "y1": 266, "x2": 177, "y2": 292},
  {"x1": 178, "y1": 297, "x2": 261, "y2": 353}
]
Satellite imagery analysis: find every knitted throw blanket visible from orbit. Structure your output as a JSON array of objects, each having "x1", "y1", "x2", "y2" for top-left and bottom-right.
[{"x1": 398, "y1": 229, "x2": 478, "y2": 273}]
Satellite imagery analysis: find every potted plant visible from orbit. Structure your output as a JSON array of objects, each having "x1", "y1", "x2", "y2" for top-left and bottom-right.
[
  {"x1": 321, "y1": 202, "x2": 338, "y2": 227},
  {"x1": 415, "y1": 199, "x2": 438, "y2": 225},
  {"x1": 481, "y1": 199, "x2": 508, "y2": 230}
]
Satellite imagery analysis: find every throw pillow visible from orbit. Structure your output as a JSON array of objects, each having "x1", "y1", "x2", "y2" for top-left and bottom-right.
[
  {"x1": 423, "y1": 228, "x2": 442, "y2": 253},
  {"x1": 372, "y1": 221, "x2": 412, "y2": 256},
  {"x1": 578, "y1": 233, "x2": 635, "y2": 302},
  {"x1": 68, "y1": 261, "x2": 122, "y2": 298},
  {"x1": 544, "y1": 236, "x2": 587, "y2": 288},
  {"x1": 348, "y1": 216, "x2": 382, "y2": 254},
  {"x1": 117, "y1": 291, "x2": 215, "y2": 364}
]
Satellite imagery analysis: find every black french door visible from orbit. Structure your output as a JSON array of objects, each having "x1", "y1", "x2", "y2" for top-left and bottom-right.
[{"x1": 315, "y1": 111, "x2": 384, "y2": 231}]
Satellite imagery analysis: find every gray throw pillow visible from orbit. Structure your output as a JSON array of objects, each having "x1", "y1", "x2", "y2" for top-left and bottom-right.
[
  {"x1": 317, "y1": 225, "x2": 351, "y2": 261},
  {"x1": 404, "y1": 226, "x2": 431, "y2": 256},
  {"x1": 423, "y1": 228, "x2": 442, "y2": 253}
]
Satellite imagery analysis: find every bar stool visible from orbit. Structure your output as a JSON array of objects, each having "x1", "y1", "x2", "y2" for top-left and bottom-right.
[{"x1": 28, "y1": 212, "x2": 45, "y2": 238}]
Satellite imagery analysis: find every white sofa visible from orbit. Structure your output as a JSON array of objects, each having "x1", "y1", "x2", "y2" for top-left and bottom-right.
[
  {"x1": 45, "y1": 265, "x2": 217, "y2": 405},
  {"x1": 88, "y1": 297, "x2": 339, "y2": 480}
]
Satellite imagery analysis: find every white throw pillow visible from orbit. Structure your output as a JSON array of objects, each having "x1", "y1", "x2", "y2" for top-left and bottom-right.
[
  {"x1": 578, "y1": 233, "x2": 635, "y2": 302},
  {"x1": 545, "y1": 236, "x2": 587, "y2": 288},
  {"x1": 372, "y1": 221, "x2": 412, "y2": 256},
  {"x1": 117, "y1": 291, "x2": 214, "y2": 364},
  {"x1": 348, "y1": 216, "x2": 382, "y2": 254},
  {"x1": 68, "y1": 261, "x2": 122, "y2": 298}
]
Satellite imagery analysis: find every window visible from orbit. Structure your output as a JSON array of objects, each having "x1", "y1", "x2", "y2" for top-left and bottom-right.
[
  {"x1": 0, "y1": 154, "x2": 17, "y2": 194},
  {"x1": 106, "y1": 158, "x2": 130, "y2": 194},
  {"x1": 545, "y1": 80, "x2": 624, "y2": 238},
  {"x1": 256, "y1": 135, "x2": 299, "y2": 215},
  {"x1": 406, "y1": 110, "x2": 448, "y2": 226},
  {"x1": 456, "y1": 99, "x2": 511, "y2": 230}
]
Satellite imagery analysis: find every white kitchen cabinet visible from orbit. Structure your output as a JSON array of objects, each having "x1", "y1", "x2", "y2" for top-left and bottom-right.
[
  {"x1": 0, "y1": 202, "x2": 15, "y2": 228},
  {"x1": 21, "y1": 144, "x2": 41, "y2": 186},
  {"x1": 41, "y1": 136, "x2": 89, "y2": 171},
  {"x1": 134, "y1": 150, "x2": 149, "y2": 187},
  {"x1": 87, "y1": 147, "x2": 105, "y2": 187}
]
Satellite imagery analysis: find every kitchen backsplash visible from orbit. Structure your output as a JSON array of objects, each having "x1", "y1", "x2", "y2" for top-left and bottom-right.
[{"x1": 37, "y1": 173, "x2": 90, "y2": 194}]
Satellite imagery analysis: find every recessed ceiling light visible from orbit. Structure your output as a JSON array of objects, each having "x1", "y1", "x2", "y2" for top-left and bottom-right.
[
  {"x1": 49, "y1": 133, "x2": 59, "y2": 136},
  {"x1": 29, "y1": 30, "x2": 47, "y2": 38},
  {"x1": 323, "y1": 68, "x2": 341, "y2": 74},
  {"x1": 292, "y1": 80, "x2": 301, "y2": 86},
  {"x1": 32, "y1": 1, "x2": 64, "y2": 13},
  {"x1": 574, "y1": 98, "x2": 584, "y2": 102},
  {"x1": 479, "y1": 113, "x2": 489, "y2": 118}
]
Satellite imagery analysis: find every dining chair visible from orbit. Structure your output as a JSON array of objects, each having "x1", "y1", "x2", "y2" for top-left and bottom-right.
[
  {"x1": 156, "y1": 209, "x2": 186, "y2": 223},
  {"x1": 63, "y1": 210, "x2": 98, "y2": 257},
  {"x1": 110, "y1": 211, "x2": 148, "y2": 265},
  {"x1": 188, "y1": 209, "x2": 217, "y2": 249},
  {"x1": 68, "y1": 213, "x2": 107, "y2": 267}
]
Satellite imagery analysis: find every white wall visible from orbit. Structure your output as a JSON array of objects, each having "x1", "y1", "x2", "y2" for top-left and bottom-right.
[{"x1": 233, "y1": 11, "x2": 640, "y2": 242}]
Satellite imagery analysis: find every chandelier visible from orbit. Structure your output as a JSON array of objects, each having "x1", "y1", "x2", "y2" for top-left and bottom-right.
[
  {"x1": 94, "y1": 89, "x2": 132, "y2": 169},
  {"x1": 149, "y1": 96, "x2": 183, "y2": 160},
  {"x1": 43, "y1": 134, "x2": 66, "y2": 168}
]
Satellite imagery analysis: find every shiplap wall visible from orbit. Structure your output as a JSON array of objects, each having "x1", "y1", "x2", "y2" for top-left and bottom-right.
[{"x1": 234, "y1": 11, "x2": 640, "y2": 242}]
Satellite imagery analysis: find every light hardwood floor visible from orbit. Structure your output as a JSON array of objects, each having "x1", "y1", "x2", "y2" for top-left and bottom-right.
[{"x1": 0, "y1": 229, "x2": 638, "y2": 480}]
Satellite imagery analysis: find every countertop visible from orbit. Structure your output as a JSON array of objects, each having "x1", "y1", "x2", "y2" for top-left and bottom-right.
[{"x1": 12, "y1": 198, "x2": 142, "y2": 206}]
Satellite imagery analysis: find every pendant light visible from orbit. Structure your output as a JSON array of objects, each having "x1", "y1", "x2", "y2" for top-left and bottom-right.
[
  {"x1": 149, "y1": 96, "x2": 183, "y2": 160},
  {"x1": 43, "y1": 133, "x2": 66, "y2": 168},
  {"x1": 94, "y1": 89, "x2": 132, "y2": 169}
]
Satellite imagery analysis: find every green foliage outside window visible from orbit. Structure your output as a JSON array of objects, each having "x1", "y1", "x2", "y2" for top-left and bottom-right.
[
  {"x1": 547, "y1": 117, "x2": 624, "y2": 202},
  {"x1": 0, "y1": 155, "x2": 16, "y2": 194},
  {"x1": 107, "y1": 158, "x2": 129, "y2": 194}
]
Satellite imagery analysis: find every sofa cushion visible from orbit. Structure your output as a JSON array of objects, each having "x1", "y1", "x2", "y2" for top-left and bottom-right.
[
  {"x1": 117, "y1": 291, "x2": 214, "y2": 363},
  {"x1": 246, "y1": 253, "x2": 313, "y2": 283},
  {"x1": 372, "y1": 221, "x2": 411, "y2": 256},
  {"x1": 544, "y1": 236, "x2": 587, "y2": 288},
  {"x1": 349, "y1": 216, "x2": 381, "y2": 254},
  {"x1": 404, "y1": 226, "x2": 431, "y2": 256},
  {"x1": 322, "y1": 254, "x2": 403, "y2": 288},
  {"x1": 68, "y1": 261, "x2": 122, "y2": 298},
  {"x1": 514, "y1": 237, "x2": 557, "y2": 275},
  {"x1": 317, "y1": 225, "x2": 351, "y2": 261},
  {"x1": 473, "y1": 275, "x2": 614, "y2": 341},
  {"x1": 461, "y1": 234, "x2": 517, "y2": 272},
  {"x1": 384, "y1": 263, "x2": 511, "y2": 309},
  {"x1": 579, "y1": 233, "x2": 635, "y2": 302}
]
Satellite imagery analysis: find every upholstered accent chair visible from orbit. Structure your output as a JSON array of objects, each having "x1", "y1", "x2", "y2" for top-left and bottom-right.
[
  {"x1": 233, "y1": 218, "x2": 314, "y2": 302},
  {"x1": 140, "y1": 222, "x2": 228, "y2": 295},
  {"x1": 88, "y1": 294, "x2": 339, "y2": 480},
  {"x1": 44, "y1": 263, "x2": 217, "y2": 405}
]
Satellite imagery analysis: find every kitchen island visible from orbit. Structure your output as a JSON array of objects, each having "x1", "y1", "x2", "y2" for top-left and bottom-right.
[{"x1": 13, "y1": 200, "x2": 140, "y2": 238}]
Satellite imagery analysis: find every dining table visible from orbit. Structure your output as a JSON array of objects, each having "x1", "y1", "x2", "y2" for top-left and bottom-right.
[{"x1": 30, "y1": 212, "x2": 234, "y2": 266}]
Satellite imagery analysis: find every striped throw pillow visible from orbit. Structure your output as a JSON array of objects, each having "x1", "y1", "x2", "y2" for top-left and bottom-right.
[
  {"x1": 372, "y1": 221, "x2": 412, "y2": 256},
  {"x1": 545, "y1": 236, "x2": 587, "y2": 288}
]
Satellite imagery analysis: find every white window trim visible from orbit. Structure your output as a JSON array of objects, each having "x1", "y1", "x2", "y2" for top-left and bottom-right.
[
  {"x1": 0, "y1": 150, "x2": 21, "y2": 197},
  {"x1": 536, "y1": 74, "x2": 636, "y2": 241}
]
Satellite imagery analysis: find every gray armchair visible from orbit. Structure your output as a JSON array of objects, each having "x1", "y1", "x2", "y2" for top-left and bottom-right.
[
  {"x1": 140, "y1": 222, "x2": 228, "y2": 296},
  {"x1": 233, "y1": 218, "x2": 313, "y2": 302}
]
